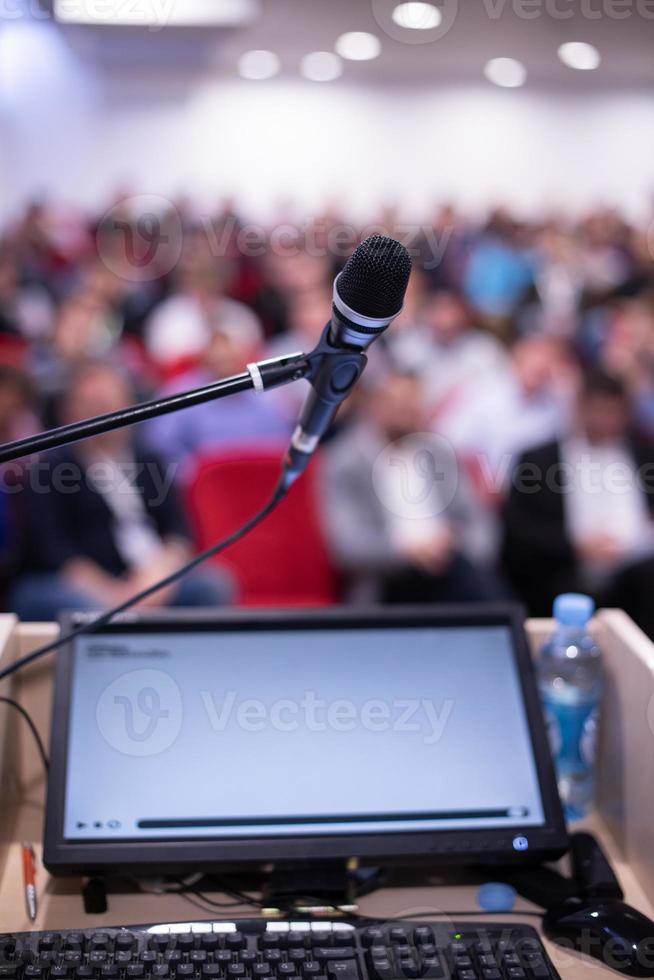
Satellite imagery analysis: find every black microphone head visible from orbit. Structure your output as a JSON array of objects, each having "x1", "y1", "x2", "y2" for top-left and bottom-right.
[{"x1": 337, "y1": 235, "x2": 412, "y2": 320}]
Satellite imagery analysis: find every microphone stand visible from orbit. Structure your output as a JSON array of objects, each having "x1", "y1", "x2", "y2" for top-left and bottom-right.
[{"x1": 0, "y1": 352, "x2": 311, "y2": 466}]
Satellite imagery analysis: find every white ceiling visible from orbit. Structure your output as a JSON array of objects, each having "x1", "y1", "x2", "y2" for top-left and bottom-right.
[{"x1": 55, "y1": 0, "x2": 654, "y2": 88}]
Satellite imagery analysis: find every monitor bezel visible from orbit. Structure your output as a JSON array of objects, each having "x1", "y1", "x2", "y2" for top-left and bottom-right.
[{"x1": 44, "y1": 604, "x2": 568, "y2": 875}]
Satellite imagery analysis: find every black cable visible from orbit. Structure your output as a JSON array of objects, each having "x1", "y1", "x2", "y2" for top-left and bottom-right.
[
  {"x1": 0, "y1": 695, "x2": 49, "y2": 772},
  {"x1": 0, "y1": 480, "x2": 287, "y2": 684}
]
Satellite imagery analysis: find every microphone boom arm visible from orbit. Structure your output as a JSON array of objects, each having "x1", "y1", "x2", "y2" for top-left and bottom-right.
[{"x1": 0, "y1": 352, "x2": 312, "y2": 466}]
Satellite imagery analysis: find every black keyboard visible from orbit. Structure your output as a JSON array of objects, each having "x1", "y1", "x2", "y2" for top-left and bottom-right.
[{"x1": 0, "y1": 920, "x2": 561, "y2": 980}]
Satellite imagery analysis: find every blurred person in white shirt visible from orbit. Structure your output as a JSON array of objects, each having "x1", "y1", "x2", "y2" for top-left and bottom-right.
[{"x1": 439, "y1": 335, "x2": 578, "y2": 496}]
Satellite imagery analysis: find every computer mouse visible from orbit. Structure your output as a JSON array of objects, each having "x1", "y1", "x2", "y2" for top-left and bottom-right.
[{"x1": 543, "y1": 897, "x2": 654, "y2": 977}]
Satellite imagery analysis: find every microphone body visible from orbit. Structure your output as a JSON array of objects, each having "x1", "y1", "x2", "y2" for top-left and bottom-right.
[{"x1": 282, "y1": 235, "x2": 412, "y2": 488}]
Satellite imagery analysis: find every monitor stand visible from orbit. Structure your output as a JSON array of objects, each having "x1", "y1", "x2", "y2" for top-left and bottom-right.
[
  {"x1": 79, "y1": 863, "x2": 384, "y2": 918},
  {"x1": 263, "y1": 861, "x2": 383, "y2": 914}
]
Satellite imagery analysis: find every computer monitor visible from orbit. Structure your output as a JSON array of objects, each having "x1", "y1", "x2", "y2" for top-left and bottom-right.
[{"x1": 44, "y1": 605, "x2": 568, "y2": 875}]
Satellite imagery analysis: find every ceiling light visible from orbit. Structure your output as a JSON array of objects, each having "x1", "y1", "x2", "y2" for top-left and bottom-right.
[
  {"x1": 391, "y1": 2, "x2": 442, "y2": 30},
  {"x1": 54, "y1": 0, "x2": 259, "y2": 27},
  {"x1": 237, "y1": 50, "x2": 280, "y2": 80},
  {"x1": 335, "y1": 31, "x2": 381, "y2": 61},
  {"x1": 300, "y1": 51, "x2": 343, "y2": 82},
  {"x1": 484, "y1": 57, "x2": 527, "y2": 88},
  {"x1": 558, "y1": 41, "x2": 601, "y2": 70}
]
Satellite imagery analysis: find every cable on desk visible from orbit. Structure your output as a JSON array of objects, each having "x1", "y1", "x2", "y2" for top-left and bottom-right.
[
  {"x1": 0, "y1": 695, "x2": 49, "y2": 772},
  {"x1": 0, "y1": 480, "x2": 288, "y2": 685}
]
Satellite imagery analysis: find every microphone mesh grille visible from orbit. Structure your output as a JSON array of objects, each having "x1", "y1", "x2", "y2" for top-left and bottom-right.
[{"x1": 337, "y1": 235, "x2": 412, "y2": 319}]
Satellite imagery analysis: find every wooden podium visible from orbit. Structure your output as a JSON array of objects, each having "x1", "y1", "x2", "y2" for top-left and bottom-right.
[{"x1": 2, "y1": 610, "x2": 654, "y2": 980}]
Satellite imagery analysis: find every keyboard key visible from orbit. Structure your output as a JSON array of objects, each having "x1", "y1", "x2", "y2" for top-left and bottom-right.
[
  {"x1": 116, "y1": 934, "x2": 135, "y2": 952},
  {"x1": 226, "y1": 935, "x2": 245, "y2": 952},
  {"x1": 368, "y1": 959, "x2": 393, "y2": 980},
  {"x1": 252, "y1": 965, "x2": 271, "y2": 977},
  {"x1": 361, "y1": 931, "x2": 385, "y2": 949},
  {"x1": 51, "y1": 968, "x2": 70, "y2": 980},
  {"x1": 116, "y1": 952, "x2": 133, "y2": 966},
  {"x1": 264, "y1": 952, "x2": 282, "y2": 965},
  {"x1": 505, "y1": 970, "x2": 526, "y2": 979},
  {"x1": 64, "y1": 953, "x2": 82, "y2": 965},
  {"x1": 278, "y1": 964, "x2": 297, "y2": 976},
  {"x1": 389, "y1": 931, "x2": 407, "y2": 946},
  {"x1": 201, "y1": 966, "x2": 221, "y2": 980},
  {"x1": 287, "y1": 935, "x2": 305, "y2": 950},
  {"x1": 175, "y1": 937, "x2": 194, "y2": 954},
  {"x1": 89, "y1": 952, "x2": 108, "y2": 965},
  {"x1": 302, "y1": 962, "x2": 321, "y2": 977},
  {"x1": 200, "y1": 937, "x2": 220, "y2": 952},
  {"x1": 39, "y1": 935, "x2": 61, "y2": 952},
  {"x1": 127, "y1": 967, "x2": 145, "y2": 978},
  {"x1": 90, "y1": 936, "x2": 110, "y2": 951},
  {"x1": 456, "y1": 972, "x2": 476, "y2": 980},
  {"x1": 152, "y1": 967, "x2": 170, "y2": 979},
  {"x1": 413, "y1": 930, "x2": 434, "y2": 948},
  {"x1": 480, "y1": 971, "x2": 501, "y2": 980},
  {"x1": 100, "y1": 966, "x2": 120, "y2": 978},
  {"x1": 314, "y1": 951, "x2": 354, "y2": 963},
  {"x1": 141, "y1": 953, "x2": 158, "y2": 965},
  {"x1": 175, "y1": 967, "x2": 194, "y2": 979},
  {"x1": 75, "y1": 968, "x2": 94, "y2": 980},
  {"x1": 399, "y1": 958, "x2": 420, "y2": 979},
  {"x1": 420, "y1": 959, "x2": 444, "y2": 979},
  {"x1": 325, "y1": 963, "x2": 359, "y2": 980},
  {"x1": 190, "y1": 952, "x2": 207, "y2": 965}
]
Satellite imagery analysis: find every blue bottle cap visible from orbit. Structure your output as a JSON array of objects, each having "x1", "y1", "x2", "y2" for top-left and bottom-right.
[
  {"x1": 477, "y1": 882, "x2": 517, "y2": 913},
  {"x1": 553, "y1": 593, "x2": 595, "y2": 627}
]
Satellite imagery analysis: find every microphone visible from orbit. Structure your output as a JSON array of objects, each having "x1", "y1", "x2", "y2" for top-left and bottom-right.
[{"x1": 282, "y1": 235, "x2": 412, "y2": 488}]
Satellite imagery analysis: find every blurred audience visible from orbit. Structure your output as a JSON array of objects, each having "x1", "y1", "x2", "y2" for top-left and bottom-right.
[
  {"x1": 144, "y1": 231, "x2": 260, "y2": 371},
  {"x1": 10, "y1": 362, "x2": 232, "y2": 620},
  {"x1": 503, "y1": 371, "x2": 654, "y2": 636},
  {"x1": 389, "y1": 289, "x2": 508, "y2": 417},
  {"x1": 144, "y1": 314, "x2": 292, "y2": 475},
  {"x1": 321, "y1": 370, "x2": 502, "y2": 603},
  {"x1": 0, "y1": 196, "x2": 652, "y2": 622},
  {"x1": 440, "y1": 335, "x2": 577, "y2": 487}
]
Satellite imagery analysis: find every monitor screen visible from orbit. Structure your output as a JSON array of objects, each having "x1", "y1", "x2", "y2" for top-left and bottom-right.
[{"x1": 45, "y1": 608, "x2": 567, "y2": 873}]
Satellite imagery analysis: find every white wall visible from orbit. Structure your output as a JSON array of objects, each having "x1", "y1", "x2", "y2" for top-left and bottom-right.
[{"x1": 2, "y1": 18, "x2": 654, "y2": 223}]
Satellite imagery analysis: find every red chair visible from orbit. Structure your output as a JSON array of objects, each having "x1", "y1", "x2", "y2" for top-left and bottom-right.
[
  {"x1": 186, "y1": 449, "x2": 340, "y2": 607},
  {"x1": 0, "y1": 335, "x2": 27, "y2": 369}
]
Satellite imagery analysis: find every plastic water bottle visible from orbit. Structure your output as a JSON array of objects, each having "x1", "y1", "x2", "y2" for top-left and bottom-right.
[{"x1": 537, "y1": 593, "x2": 603, "y2": 822}]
